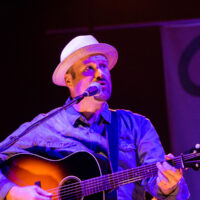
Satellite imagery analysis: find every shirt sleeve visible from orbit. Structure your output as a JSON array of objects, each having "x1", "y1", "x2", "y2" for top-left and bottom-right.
[
  {"x1": 0, "y1": 113, "x2": 46, "y2": 200},
  {"x1": 135, "y1": 115, "x2": 190, "y2": 199},
  {"x1": 0, "y1": 170, "x2": 16, "y2": 200}
]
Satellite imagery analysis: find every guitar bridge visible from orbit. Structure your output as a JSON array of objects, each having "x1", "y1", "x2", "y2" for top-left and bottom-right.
[
  {"x1": 34, "y1": 181, "x2": 41, "y2": 187},
  {"x1": 180, "y1": 153, "x2": 185, "y2": 169}
]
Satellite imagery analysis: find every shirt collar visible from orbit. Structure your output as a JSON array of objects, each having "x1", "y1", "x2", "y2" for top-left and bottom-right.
[
  {"x1": 65, "y1": 98, "x2": 82, "y2": 126},
  {"x1": 100, "y1": 102, "x2": 111, "y2": 124},
  {"x1": 64, "y1": 98, "x2": 111, "y2": 125}
]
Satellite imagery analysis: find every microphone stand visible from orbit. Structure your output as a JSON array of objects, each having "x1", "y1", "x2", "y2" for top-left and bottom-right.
[{"x1": 0, "y1": 93, "x2": 87, "y2": 152}]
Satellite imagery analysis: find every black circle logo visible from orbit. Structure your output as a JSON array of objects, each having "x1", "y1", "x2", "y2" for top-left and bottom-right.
[{"x1": 178, "y1": 35, "x2": 200, "y2": 96}]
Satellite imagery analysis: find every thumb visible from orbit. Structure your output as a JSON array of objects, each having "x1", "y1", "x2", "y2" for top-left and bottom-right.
[
  {"x1": 35, "y1": 186, "x2": 52, "y2": 197},
  {"x1": 165, "y1": 153, "x2": 174, "y2": 160}
]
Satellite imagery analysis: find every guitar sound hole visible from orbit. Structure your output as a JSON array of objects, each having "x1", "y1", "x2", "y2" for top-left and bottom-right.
[{"x1": 58, "y1": 176, "x2": 82, "y2": 200}]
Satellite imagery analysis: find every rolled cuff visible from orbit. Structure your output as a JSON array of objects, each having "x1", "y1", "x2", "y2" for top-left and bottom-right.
[
  {"x1": 156, "y1": 178, "x2": 190, "y2": 200},
  {"x1": 0, "y1": 179, "x2": 16, "y2": 200}
]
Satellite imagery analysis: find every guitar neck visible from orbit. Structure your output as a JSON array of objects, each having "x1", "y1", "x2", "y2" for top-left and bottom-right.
[
  {"x1": 3, "y1": 148, "x2": 199, "y2": 199},
  {"x1": 81, "y1": 155, "x2": 184, "y2": 196}
]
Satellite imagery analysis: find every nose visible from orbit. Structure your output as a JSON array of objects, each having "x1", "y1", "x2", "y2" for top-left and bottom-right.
[{"x1": 94, "y1": 67, "x2": 104, "y2": 79}]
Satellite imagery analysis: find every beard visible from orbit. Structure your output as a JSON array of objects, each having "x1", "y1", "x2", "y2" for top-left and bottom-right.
[{"x1": 94, "y1": 86, "x2": 111, "y2": 102}]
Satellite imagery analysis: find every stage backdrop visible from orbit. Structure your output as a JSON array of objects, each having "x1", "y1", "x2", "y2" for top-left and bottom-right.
[{"x1": 161, "y1": 22, "x2": 200, "y2": 200}]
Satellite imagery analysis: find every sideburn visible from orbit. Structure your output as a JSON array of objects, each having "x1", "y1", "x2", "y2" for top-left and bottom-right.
[{"x1": 66, "y1": 66, "x2": 76, "y2": 79}]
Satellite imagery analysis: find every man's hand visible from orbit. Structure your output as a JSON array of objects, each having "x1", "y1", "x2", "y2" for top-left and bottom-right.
[
  {"x1": 156, "y1": 153, "x2": 183, "y2": 195},
  {"x1": 6, "y1": 185, "x2": 52, "y2": 200}
]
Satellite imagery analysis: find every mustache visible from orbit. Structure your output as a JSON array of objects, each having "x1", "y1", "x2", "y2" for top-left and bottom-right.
[{"x1": 95, "y1": 77, "x2": 107, "y2": 84}]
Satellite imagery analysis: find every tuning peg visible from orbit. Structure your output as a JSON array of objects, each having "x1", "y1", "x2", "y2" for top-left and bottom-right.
[
  {"x1": 193, "y1": 144, "x2": 200, "y2": 153},
  {"x1": 195, "y1": 144, "x2": 200, "y2": 149}
]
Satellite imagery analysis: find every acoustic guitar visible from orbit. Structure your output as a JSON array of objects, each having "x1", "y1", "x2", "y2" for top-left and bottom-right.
[{"x1": 2, "y1": 146, "x2": 200, "y2": 200}]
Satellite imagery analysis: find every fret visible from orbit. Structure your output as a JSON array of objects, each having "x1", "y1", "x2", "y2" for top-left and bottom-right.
[
  {"x1": 3, "y1": 150, "x2": 199, "y2": 199},
  {"x1": 81, "y1": 155, "x2": 197, "y2": 197}
]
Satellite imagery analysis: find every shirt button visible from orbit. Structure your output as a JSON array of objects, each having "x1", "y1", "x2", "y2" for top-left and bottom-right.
[{"x1": 90, "y1": 129, "x2": 94, "y2": 133}]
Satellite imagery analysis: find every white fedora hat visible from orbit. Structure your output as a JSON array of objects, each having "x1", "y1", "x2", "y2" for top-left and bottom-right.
[{"x1": 52, "y1": 35, "x2": 118, "y2": 86}]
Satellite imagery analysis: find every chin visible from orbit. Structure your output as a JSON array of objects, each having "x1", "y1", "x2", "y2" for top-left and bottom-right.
[
  {"x1": 94, "y1": 96, "x2": 107, "y2": 102},
  {"x1": 94, "y1": 92, "x2": 111, "y2": 102}
]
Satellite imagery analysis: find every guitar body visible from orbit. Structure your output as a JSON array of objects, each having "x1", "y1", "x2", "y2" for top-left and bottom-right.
[
  {"x1": 2, "y1": 151, "x2": 117, "y2": 200},
  {"x1": 3, "y1": 147, "x2": 199, "y2": 200}
]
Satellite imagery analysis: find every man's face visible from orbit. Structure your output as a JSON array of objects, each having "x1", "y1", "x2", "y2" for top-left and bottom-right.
[{"x1": 66, "y1": 54, "x2": 112, "y2": 101}]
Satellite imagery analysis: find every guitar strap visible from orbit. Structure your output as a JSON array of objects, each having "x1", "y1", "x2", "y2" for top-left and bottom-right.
[{"x1": 105, "y1": 110, "x2": 120, "y2": 173}]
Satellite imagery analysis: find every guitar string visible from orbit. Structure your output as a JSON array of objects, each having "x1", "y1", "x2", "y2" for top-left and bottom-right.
[
  {"x1": 51, "y1": 164, "x2": 177, "y2": 200},
  {"x1": 47, "y1": 153, "x2": 192, "y2": 193},
  {"x1": 51, "y1": 159, "x2": 184, "y2": 200},
  {"x1": 50, "y1": 168, "x2": 160, "y2": 200},
  {"x1": 47, "y1": 152, "x2": 198, "y2": 200},
  {"x1": 47, "y1": 162, "x2": 158, "y2": 193},
  {"x1": 47, "y1": 153, "x2": 198, "y2": 199},
  {"x1": 49, "y1": 165, "x2": 159, "y2": 199},
  {"x1": 49, "y1": 162, "x2": 178, "y2": 199},
  {"x1": 44, "y1": 153, "x2": 199, "y2": 199},
  {"x1": 51, "y1": 156, "x2": 198, "y2": 200}
]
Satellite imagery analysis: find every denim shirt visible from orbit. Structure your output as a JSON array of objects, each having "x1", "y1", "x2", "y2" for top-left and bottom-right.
[{"x1": 0, "y1": 100, "x2": 190, "y2": 200}]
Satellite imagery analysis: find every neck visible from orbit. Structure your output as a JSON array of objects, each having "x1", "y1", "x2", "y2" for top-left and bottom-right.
[{"x1": 73, "y1": 96, "x2": 105, "y2": 121}]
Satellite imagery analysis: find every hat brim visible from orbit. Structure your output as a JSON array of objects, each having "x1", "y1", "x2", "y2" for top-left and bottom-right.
[{"x1": 52, "y1": 43, "x2": 118, "y2": 86}]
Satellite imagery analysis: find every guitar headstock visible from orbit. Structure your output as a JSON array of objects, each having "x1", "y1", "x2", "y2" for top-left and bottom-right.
[{"x1": 184, "y1": 144, "x2": 200, "y2": 171}]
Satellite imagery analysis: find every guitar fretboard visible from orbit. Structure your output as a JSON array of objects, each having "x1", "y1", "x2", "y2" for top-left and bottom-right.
[{"x1": 81, "y1": 155, "x2": 184, "y2": 196}]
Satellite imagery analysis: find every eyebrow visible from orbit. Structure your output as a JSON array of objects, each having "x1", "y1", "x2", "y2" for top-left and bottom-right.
[{"x1": 83, "y1": 59, "x2": 108, "y2": 65}]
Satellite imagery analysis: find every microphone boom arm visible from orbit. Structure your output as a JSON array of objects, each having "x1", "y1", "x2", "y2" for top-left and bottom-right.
[{"x1": 0, "y1": 92, "x2": 88, "y2": 152}]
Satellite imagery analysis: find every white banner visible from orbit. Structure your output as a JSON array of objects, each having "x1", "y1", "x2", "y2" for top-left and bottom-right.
[{"x1": 161, "y1": 23, "x2": 200, "y2": 200}]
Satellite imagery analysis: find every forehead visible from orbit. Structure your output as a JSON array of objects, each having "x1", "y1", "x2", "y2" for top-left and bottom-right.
[
  {"x1": 82, "y1": 54, "x2": 108, "y2": 64},
  {"x1": 69, "y1": 54, "x2": 108, "y2": 72}
]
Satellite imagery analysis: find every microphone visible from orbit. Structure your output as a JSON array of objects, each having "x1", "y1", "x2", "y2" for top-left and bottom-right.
[
  {"x1": 71, "y1": 82, "x2": 101, "y2": 104},
  {"x1": 83, "y1": 82, "x2": 101, "y2": 97}
]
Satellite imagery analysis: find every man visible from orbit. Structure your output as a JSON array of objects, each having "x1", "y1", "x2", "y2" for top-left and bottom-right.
[{"x1": 0, "y1": 35, "x2": 189, "y2": 200}]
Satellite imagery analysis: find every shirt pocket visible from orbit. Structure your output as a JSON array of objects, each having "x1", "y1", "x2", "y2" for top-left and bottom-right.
[
  {"x1": 119, "y1": 141, "x2": 136, "y2": 152},
  {"x1": 118, "y1": 141, "x2": 137, "y2": 169}
]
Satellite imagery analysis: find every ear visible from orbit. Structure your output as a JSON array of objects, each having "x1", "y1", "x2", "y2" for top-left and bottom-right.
[{"x1": 64, "y1": 73, "x2": 73, "y2": 87}]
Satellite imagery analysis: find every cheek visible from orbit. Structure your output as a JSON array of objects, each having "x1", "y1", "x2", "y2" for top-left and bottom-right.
[
  {"x1": 74, "y1": 77, "x2": 93, "y2": 92},
  {"x1": 107, "y1": 73, "x2": 112, "y2": 89},
  {"x1": 108, "y1": 77, "x2": 112, "y2": 91}
]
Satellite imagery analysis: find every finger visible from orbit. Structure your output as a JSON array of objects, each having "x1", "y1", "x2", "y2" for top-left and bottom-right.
[
  {"x1": 35, "y1": 186, "x2": 53, "y2": 197},
  {"x1": 163, "y1": 162, "x2": 183, "y2": 177},
  {"x1": 156, "y1": 161, "x2": 176, "y2": 173},
  {"x1": 34, "y1": 194, "x2": 52, "y2": 200},
  {"x1": 165, "y1": 153, "x2": 174, "y2": 160},
  {"x1": 158, "y1": 169, "x2": 168, "y2": 182},
  {"x1": 163, "y1": 161, "x2": 177, "y2": 172},
  {"x1": 157, "y1": 162, "x2": 171, "y2": 183},
  {"x1": 160, "y1": 170, "x2": 182, "y2": 185},
  {"x1": 160, "y1": 166, "x2": 182, "y2": 179},
  {"x1": 157, "y1": 175, "x2": 169, "y2": 188},
  {"x1": 157, "y1": 162, "x2": 182, "y2": 184},
  {"x1": 163, "y1": 155, "x2": 183, "y2": 175},
  {"x1": 157, "y1": 170, "x2": 179, "y2": 193},
  {"x1": 158, "y1": 179, "x2": 169, "y2": 187}
]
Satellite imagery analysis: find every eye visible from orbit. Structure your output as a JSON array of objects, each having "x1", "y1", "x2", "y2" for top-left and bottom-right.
[
  {"x1": 99, "y1": 63, "x2": 107, "y2": 69},
  {"x1": 84, "y1": 65, "x2": 94, "y2": 72}
]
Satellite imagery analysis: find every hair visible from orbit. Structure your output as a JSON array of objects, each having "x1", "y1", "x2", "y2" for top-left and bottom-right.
[{"x1": 66, "y1": 65, "x2": 76, "y2": 79}]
